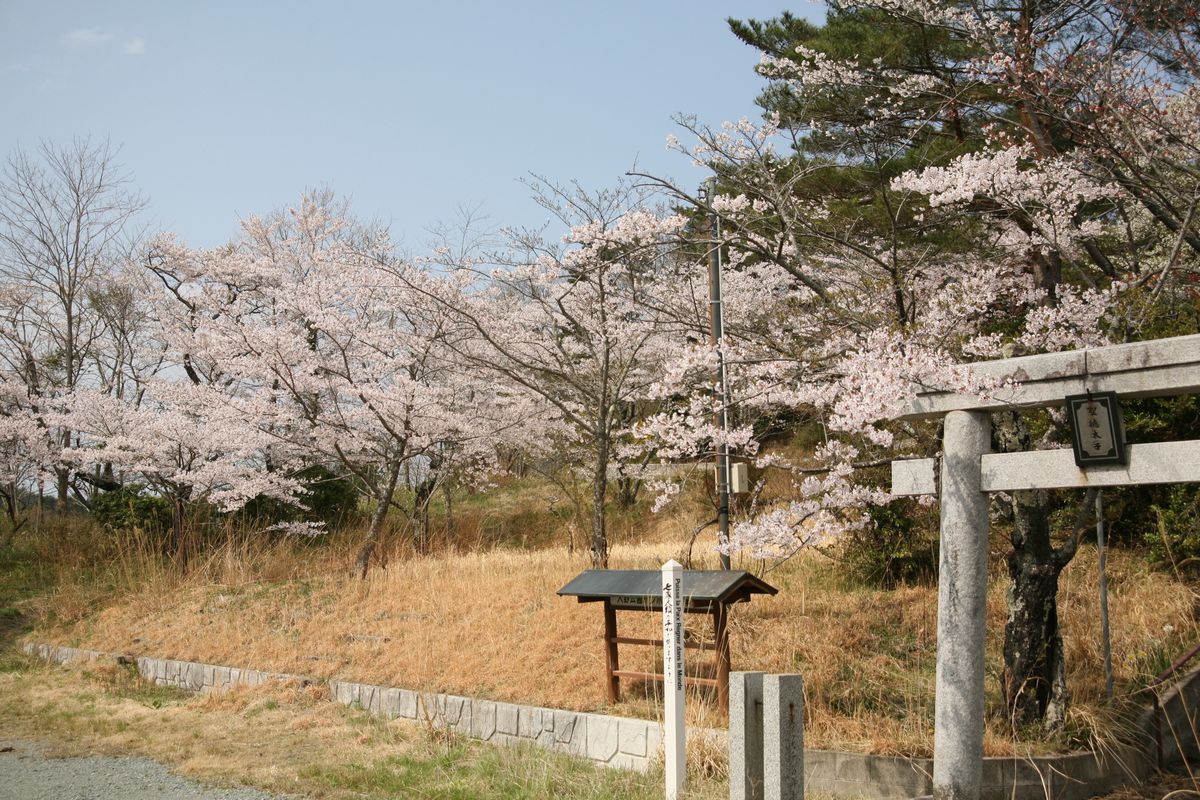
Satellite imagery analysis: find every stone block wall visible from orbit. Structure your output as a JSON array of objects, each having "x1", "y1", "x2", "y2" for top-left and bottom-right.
[
  {"x1": 797, "y1": 747, "x2": 1156, "y2": 800},
  {"x1": 1149, "y1": 659, "x2": 1200, "y2": 769},
  {"x1": 24, "y1": 643, "x2": 111, "y2": 664},
  {"x1": 325, "y1": 678, "x2": 661, "y2": 770},
  {"x1": 803, "y1": 751, "x2": 931, "y2": 799},
  {"x1": 136, "y1": 655, "x2": 297, "y2": 693},
  {"x1": 22, "y1": 642, "x2": 662, "y2": 773}
]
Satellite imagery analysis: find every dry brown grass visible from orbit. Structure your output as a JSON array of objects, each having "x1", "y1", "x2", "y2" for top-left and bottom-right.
[
  {"x1": 0, "y1": 659, "x2": 419, "y2": 797},
  {"x1": 27, "y1": 500, "x2": 1198, "y2": 760},
  {"x1": 0, "y1": 658, "x2": 721, "y2": 800},
  {"x1": 14, "y1": 465, "x2": 1197, "y2": 760}
]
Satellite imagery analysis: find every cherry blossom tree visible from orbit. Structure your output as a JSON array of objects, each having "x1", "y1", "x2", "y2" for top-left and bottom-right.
[
  {"x1": 424, "y1": 180, "x2": 687, "y2": 568},
  {"x1": 640, "y1": 0, "x2": 1198, "y2": 729},
  {"x1": 0, "y1": 378, "x2": 56, "y2": 542},
  {"x1": 61, "y1": 382, "x2": 304, "y2": 567},
  {"x1": 153, "y1": 192, "x2": 544, "y2": 576}
]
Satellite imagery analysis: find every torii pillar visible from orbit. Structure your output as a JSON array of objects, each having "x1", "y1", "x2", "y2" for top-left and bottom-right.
[{"x1": 933, "y1": 411, "x2": 991, "y2": 800}]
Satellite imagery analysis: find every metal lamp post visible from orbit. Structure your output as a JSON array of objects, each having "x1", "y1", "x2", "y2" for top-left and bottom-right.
[{"x1": 702, "y1": 177, "x2": 732, "y2": 570}]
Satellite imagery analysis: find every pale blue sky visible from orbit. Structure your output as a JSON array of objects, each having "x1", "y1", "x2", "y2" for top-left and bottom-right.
[{"x1": 1, "y1": 1, "x2": 823, "y2": 248}]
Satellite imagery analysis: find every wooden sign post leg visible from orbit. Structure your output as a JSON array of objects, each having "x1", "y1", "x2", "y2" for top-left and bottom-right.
[
  {"x1": 714, "y1": 603, "x2": 730, "y2": 713},
  {"x1": 603, "y1": 600, "x2": 620, "y2": 704}
]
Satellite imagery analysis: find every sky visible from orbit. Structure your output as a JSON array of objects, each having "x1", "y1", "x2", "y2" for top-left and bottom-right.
[{"x1": 1, "y1": 1, "x2": 824, "y2": 250}]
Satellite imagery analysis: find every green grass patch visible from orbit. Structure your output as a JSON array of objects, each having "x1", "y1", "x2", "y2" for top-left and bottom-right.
[
  {"x1": 303, "y1": 740, "x2": 721, "y2": 800},
  {"x1": 81, "y1": 663, "x2": 191, "y2": 709},
  {"x1": 0, "y1": 543, "x2": 44, "y2": 641}
]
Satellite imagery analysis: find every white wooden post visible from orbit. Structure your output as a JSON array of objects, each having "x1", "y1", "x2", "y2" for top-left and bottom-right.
[{"x1": 662, "y1": 559, "x2": 686, "y2": 799}]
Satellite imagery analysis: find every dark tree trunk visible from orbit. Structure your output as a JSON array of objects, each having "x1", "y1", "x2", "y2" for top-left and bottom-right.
[
  {"x1": 993, "y1": 410, "x2": 1082, "y2": 732},
  {"x1": 55, "y1": 467, "x2": 70, "y2": 514},
  {"x1": 417, "y1": 503, "x2": 430, "y2": 555},
  {"x1": 591, "y1": 433, "x2": 610, "y2": 569},
  {"x1": 1002, "y1": 488, "x2": 1069, "y2": 730},
  {"x1": 611, "y1": 403, "x2": 641, "y2": 511},
  {"x1": 412, "y1": 461, "x2": 440, "y2": 556},
  {"x1": 172, "y1": 496, "x2": 188, "y2": 573},
  {"x1": 1030, "y1": 249, "x2": 1063, "y2": 307},
  {"x1": 3, "y1": 483, "x2": 19, "y2": 526},
  {"x1": 617, "y1": 476, "x2": 640, "y2": 509},
  {"x1": 591, "y1": 294, "x2": 613, "y2": 569},
  {"x1": 353, "y1": 462, "x2": 401, "y2": 580},
  {"x1": 0, "y1": 484, "x2": 24, "y2": 550}
]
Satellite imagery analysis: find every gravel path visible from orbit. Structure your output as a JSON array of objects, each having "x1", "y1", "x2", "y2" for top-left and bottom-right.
[{"x1": 0, "y1": 741, "x2": 298, "y2": 800}]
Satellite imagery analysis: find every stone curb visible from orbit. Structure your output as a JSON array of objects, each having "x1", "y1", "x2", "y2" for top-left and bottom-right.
[{"x1": 20, "y1": 641, "x2": 662, "y2": 773}]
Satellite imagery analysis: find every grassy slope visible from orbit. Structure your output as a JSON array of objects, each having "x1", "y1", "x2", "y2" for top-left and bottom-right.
[
  {"x1": 0, "y1": 531, "x2": 732, "y2": 800},
  {"x1": 19, "y1": 472, "x2": 1198, "y2": 759},
  {"x1": 0, "y1": 656, "x2": 727, "y2": 800}
]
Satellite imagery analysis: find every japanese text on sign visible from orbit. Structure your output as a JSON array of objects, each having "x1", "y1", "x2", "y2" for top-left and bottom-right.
[
  {"x1": 663, "y1": 577, "x2": 684, "y2": 690},
  {"x1": 1065, "y1": 392, "x2": 1127, "y2": 467}
]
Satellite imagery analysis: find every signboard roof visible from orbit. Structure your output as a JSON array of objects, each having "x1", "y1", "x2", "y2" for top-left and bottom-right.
[{"x1": 557, "y1": 569, "x2": 776, "y2": 609}]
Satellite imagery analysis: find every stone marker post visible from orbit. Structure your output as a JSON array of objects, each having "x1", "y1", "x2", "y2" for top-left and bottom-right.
[
  {"x1": 662, "y1": 559, "x2": 686, "y2": 799},
  {"x1": 933, "y1": 410, "x2": 991, "y2": 800},
  {"x1": 730, "y1": 671, "x2": 803, "y2": 800},
  {"x1": 730, "y1": 671, "x2": 765, "y2": 800},
  {"x1": 764, "y1": 674, "x2": 803, "y2": 800}
]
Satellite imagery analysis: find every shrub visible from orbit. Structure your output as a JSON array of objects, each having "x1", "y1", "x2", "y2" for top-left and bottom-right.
[
  {"x1": 1146, "y1": 485, "x2": 1200, "y2": 573},
  {"x1": 238, "y1": 465, "x2": 361, "y2": 532},
  {"x1": 299, "y1": 465, "x2": 361, "y2": 529},
  {"x1": 840, "y1": 500, "x2": 938, "y2": 588},
  {"x1": 91, "y1": 485, "x2": 172, "y2": 534}
]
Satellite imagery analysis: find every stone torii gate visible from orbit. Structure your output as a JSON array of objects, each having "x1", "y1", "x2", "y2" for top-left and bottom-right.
[{"x1": 889, "y1": 333, "x2": 1200, "y2": 800}]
